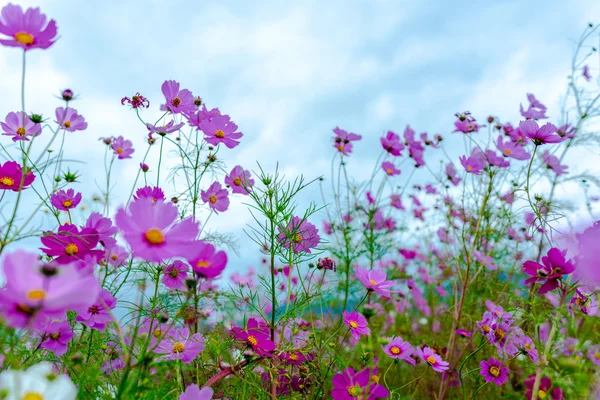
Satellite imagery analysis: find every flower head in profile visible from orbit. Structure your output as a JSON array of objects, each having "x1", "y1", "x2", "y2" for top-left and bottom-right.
[
  {"x1": 40, "y1": 224, "x2": 102, "y2": 264},
  {"x1": 201, "y1": 181, "x2": 229, "y2": 213},
  {"x1": 355, "y1": 267, "x2": 396, "y2": 298},
  {"x1": 0, "y1": 161, "x2": 35, "y2": 191},
  {"x1": 343, "y1": 310, "x2": 370, "y2": 340},
  {"x1": 1, "y1": 111, "x2": 42, "y2": 141},
  {"x1": 154, "y1": 327, "x2": 205, "y2": 363},
  {"x1": 55, "y1": 107, "x2": 87, "y2": 132},
  {"x1": 187, "y1": 241, "x2": 227, "y2": 279},
  {"x1": 179, "y1": 384, "x2": 213, "y2": 400},
  {"x1": 542, "y1": 151, "x2": 568, "y2": 175},
  {"x1": 333, "y1": 126, "x2": 362, "y2": 155},
  {"x1": 230, "y1": 318, "x2": 275, "y2": 357},
  {"x1": 479, "y1": 357, "x2": 509, "y2": 385},
  {"x1": 111, "y1": 136, "x2": 134, "y2": 159},
  {"x1": 453, "y1": 112, "x2": 479, "y2": 133},
  {"x1": 121, "y1": 92, "x2": 149, "y2": 109},
  {"x1": 277, "y1": 216, "x2": 320, "y2": 254},
  {"x1": 523, "y1": 247, "x2": 576, "y2": 294},
  {"x1": 382, "y1": 337, "x2": 415, "y2": 365},
  {"x1": 519, "y1": 120, "x2": 562, "y2": 145},
  {"x1": 0, "y1": 4, "x2": 58, "y2": 50},
  {"x1": 583, "y1": 65, "x2": 592, "y2": 81},
  {"x1": 50, "y1": 188, "x2": 82, "y2": 211},
  {"x1": 381, "y1": 161, "x2": 401, "y2": 176},
  {"x1": 75, "y1": 289, "x2": 117, "y2": 332},
  {"x1": 163, "y1": 260, "x2": 189, "y2": 290},
  {"x1": 520, "y1": 93, "x2": 547, "y2": 119},
  {"x1": 331, "y1": 367, "x2": 389, "y2": 400},
  {"x1": 0, "y1": 362, "x2": 77, "y2": 400},
  {"x1": 160, "y1": 80, "x2": 195, "y2": 114},
  {"x1": 146, "y1": 120, "x2": 185, "y2": 138},
  {"x1": 225, "y1": 165, "x2": 254, "y2": 195},
  {"x1": 416, "y1": 346, "x2": 449, "y2": 373},
  {"x1": 199, "y1": 114, "x2": 243, "y2": 149},
  {"x1": 445, "y1": 162, "x2": 462, "y2": 186},
  {"x1": 380, "y1": 130, "x2": 405, "y2": 156}
]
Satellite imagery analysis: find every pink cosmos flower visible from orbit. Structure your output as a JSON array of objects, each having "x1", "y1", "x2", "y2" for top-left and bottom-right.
[
  {"x1": 75, "y1": 289, "x2": 116, "y2": 332},
  {"x1": 115, "y1": 197, "x2": 199, "y2": 263},
  {"x1": 163, "y1": 260, "x2": 189, "y2": 290},
  {"x1": 185, "y1": 105, "x2": 220, "y2": 128},
  {"x1": 154, "y1": 327, "x2": 205, "y2": 363},
  {"x1": 333, "y1": 126, "x2": 362, "y2": 155},
  {"x1": 331, "y1": 367, "x2": 389, "y2": 400},
  {"x1": 556, "y1": 123, "x2": 576, "y2": 139},
  {"x1": 0, "y1": 250, "x2": 101, "y2": 328},
  {"x1": 459, "y1": 148, "x2": 486, "y2": 175},
  {"x1": 146, "y1": 120, "x2": 185, "y2": 137},
  {"x1": 382, "y1": 337, "x2": 415, "y2": 365},
  {"x1": 380, "y1": 131, "x2": 404, "y2": 156},
  {"x1": 0, "y1": 4, "x2": 57, "y2": 50},
  {"x1": 479, "y1": 357, "x2": 509, "y2": 386},
  {"x1": 409, "y1": 141, "x2": 426, "y2": 167},
  {"x1": 455, "y1": 329, "x2": 471, "y2": 338},
  {"x1": 343, "y1": 310, "x2": 370, "y2": 340},
  {"x1": 0, "y1": 161, "x2": 35, "y2": 191},
  {"x1": 587, "y1": 345, "x2": 600, "y2": 367},
  {"x1": 381, "y1": 161, "x2": 400, "y2": 176},
  {"x1": 187, "y1": 241, "x2": 227, "y2": 279},
  {"x1": 179, "y1": 384, "x2": 213, "y2": 400},
  {"x1": 485, "y1": 150, "x2": 510, "y2": 168},
  {"x1": 520, "y1": 93, "x2": 548, "y2": 120},
  {"x1": 140, "y1": 163, "x2": 149, "y2": 172},
  {"x1": 199, "y1": 114, "x2": 243, "y2": 149},
  {"x1": 390, "y1": 194, "x2": 405, "y2": 210},
  {"x1": 50, "y1": 188, "x2": 82, "y2": 211},
  {"x1": 583, "y1": 65, "x2": 592, "y2": 81},
  {"x1": 230, "y1": 318, "x2": 276, "y2": 357},
  {"x1": 160, "y1": 80, "x2": 195, "y2": 114},
  {"x1": 1, "y1": 111, "x2": 41, "y2": 141},
  {"x1": 278, "y1": 216, "x2": 320, "y2": 254},
  {"x1": 225, "y1": 165, "x2": 254, "y2": 195},
  {"x1": 103, "y1": 245, "x2": 128, "y2": 267},
  {"x1": 86, "y1": 212, "x2": 118, "y2": 249},
  {"x1": 55, "y1": 107, "x2": 87, "y2": 132},
  {"x1": 524, "y1": 374, "x2": 563, "y2": 400},
  {"x1": 576, "y1": 221, "x2": 600, "y2": 286},
  {"x1": 133, "y1": 186, "x2": 165, "y2": 203},
  {"x1": 445, "y1": 163, "x2": 462, "y2": 186},
  {"x1": 519, "y1": 120, "x2": 562, "y2": 145},
  {"x1": 523, "y1": 247, "x2": 576, "y2": 294},
  {"x1": 541, "y1": 151, "x2": 568, "y2": 175},
  {"x1": 416, "y1": 346, "x2": 449, "y2": 373},
  {"x1": 453, "y1": 112, "x2": 479, "y2": 133},
  {"x1": 111, "y1": 136, "x2": 134, "y2": 159},
  {"x1": 201, "y1": 181, "x2": 229, "y2": 213},
  {"x1": 496, "y1": 136, "x2": 531, "y2": 160},
  {"x1": 355, "y1": 267, "x2": 396, "y2": 298},
  {"x1": 121, "y1": 92, "x2": 149, "y2": 109},
  {"x1": 38, "y1": 319, "x2": 74, "y2": 357},
  {"x1": 570, "y1": 287, "x2": 598, "y2": 316},
  {"x1": 40, "y1": 224, "x2": 102, "y2": 264}
]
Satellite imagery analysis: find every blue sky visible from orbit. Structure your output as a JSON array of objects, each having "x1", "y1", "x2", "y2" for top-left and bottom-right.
[{"x1": 0, "y1": 0, "x2": 598, "y2": 273}]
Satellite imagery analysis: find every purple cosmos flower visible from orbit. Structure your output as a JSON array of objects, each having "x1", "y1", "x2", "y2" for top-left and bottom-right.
[
  {"x1": 86, "y1": 212, "x2": 118, "y2": 249},
  {"x1": 140, "y1": 163, "x2": 149, "y2": 172},
  {"x1": 133, "y1": 186, "x2": 165, "y2": 203},
  {"x1": 524, "y1": 374, "x2": 563, "y2": 400},
  {"x1": 541, "y1": 151, "x2": 568, "y2": 175},
  {"x1": 520, "y1": 93, "x2": 548, "y2": 120},
  {"x1": 380, "y1": 130, "x2": 405, "y2": 156},
  {"x1": 277, "y1": 216, "x2": 320, "y2": 254},
  {"x1": 187, "y1": 241, "x2": 227, "y2": 279},
  {"x1": 587, "y1": 345, "x2": 600, "y2": 367},
  {"x1": 343, "y1": 310, "x2": 370, "y2": 340},
  {"x1": 38, "y1": 319, "x2": 74, "y2": 356},
  {"x1": 0, "y1": 161, "x2": 35, "y2": 191},
  {"x1": 485, "y1": 150, "x2": 510, "y2": 168},
  {"x1": 146, "y1": 120, "x2": 185, "y2": 137},
  {"x1": 479, "y1": 357, "x2": 509, "y2": 386},
  {"x1": 179, "y1": 385, "x2": 213, "y2": 400},
  {"x1": 115, "y1": 197, "x2": 199, "y2": 263},
  {"x1": 163, "y1": 260, "x2": 189, "y2": 290},
  {"x1": 160, "y1": 80, "x2": 195, "y2": 114},
  {"x1": 40, "y1": 224, "x2": 102, "y2": 265},
  {"x1": 0, "y1": 250, "x2": 101, "y2": 328},
  {"x1": 355, "y1": 267, "x2": 396, "y2": 298},
  {"x1": 55, "y1": 107, "x2": 87, "y2": 132},
  {"x1": 583, "y1": 65, "x2": 592, "y2": 82},
  {"x1": 331, "y1": 367, "x2": 389, "y2": 400},
  {"x1": 455, "y1": 329, "x2": 472, "y2": 338},
  {"x1": 317, "y1": 257, "x2": 336, "y2": 271},
  {"x1": 185, "y1": 105, "x2": 220, "y2": 128},
  {"x1": 1, "y1": 111, "x2": 42, "y2": 142},
  {"x1": 121, "y1": 92, "x2": 149, "y2": 109},
  {"x1": 103, "y1": 245, "x2": 128, "y2": 267},
  {"x1": 333, "y1": 126, "x2": 362, "y2": 156},
  {"x1": 459, "y1": 148, "x2": 486, "y2": 175},
  {"x1": 453, "y1": 112, "x2": 479, "y2": 133},
  {"x1": 409, "y1": 141, "x2": 426, "y2": 167},
  {"x1": 556, "y1": 123, "x2": 576, "y2": 139},
  {"x1": 201, "y1": 181, "x2": 229, "y2": 213},
  {"x1": 50, "y1": 188, "x2": 82, "y2": 211},
  {"x1": 416, "y1": 346, "x2": 449, "y2": 373},
  {"x1": 382, "y1": 337, "x2": 415, "y2": 365},
  {"x1": 519, "y1": 120, "x2": 562, "y2": 145},
  {"x1": 445, "y1": 163, "x2": 462, "y2": 186},
  {"x1": 570, "y1": 287, "x2": 598, "y2": 316},
  {"x1": 230, "y1": 318, "x2": 276, "y2": 357},
  {"x1": 154, "y1": 327, "x2": 205, "y2": 363},
  {"x1": 0, "y1": 4, "x2": 57, "y2": 50},
  {"x1": 75, "y1": 289, "x2": 116, "y2": 332},
  {"x1": 225, "y1": 165, "x2": 254, "y2": 195},
  {"x1": 514, "y1": 332, "x2": 539, "y2": 364},
  {"x1": 381, "y1": 161, "x2": 401, "y2": 176},
  {"x1": 496, "y1": 136, "x2": 531, "y2": 160},
  {"x1": 199, "y1": 114, "x2": 243, "y2": 149},
  {"x1": 390, "y1": 194, "x2": 405, "y2": 210},
  {"x1": 523, "y1": 248, "x2": 576, "y2": 294},
  {"x1": 111, "y1": 136, "x2": 134, "y2": 159},
  {"x1": 576, "y1": 221, "x2": 600, "y2": 286}
]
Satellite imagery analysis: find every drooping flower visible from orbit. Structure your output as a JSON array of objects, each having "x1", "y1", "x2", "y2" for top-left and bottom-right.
[
  {"x1": 355, "y1": 267, "x2": 396, "y2": 298},
  {"x1": 382, "y1": 337, "x2": 415, "y2": 365},
  {"x1": 445, "y1": 163, "x2": 462, "y2": 186},
  {"x1": 111, "y1": 136, "x2": 135, "y2": 159},
  {"x1": 179, "y1": 384, "x2": 213, "y2": 400},
  {"x1": 76, "y1": 289, "x2": 117, "y2": 332},
  {"x1": 381, "y1": 161, "x2": 401, "y2": 176},
  {"x1": 55, "y1": 107, "x2": 88, "y2": 132},
  {"x1": 496, "y1": 136, "x2": 531, "y2": 160},
  {"x1": 201, "y1": 181, "x2": 230, "y2": 213},
  {"x1": 230, "y1": 318, "x2": 275, "y2": 357},
  {"x1": 380, "y1": 131, "x2": 405, "y2": 156},
  {"x1": 0, "y1": 362, "x2": 77, "y2": 400},
  {"x1": 40, "y1": 224, "x2": 102, "y2": 264},
  {"x1": 0, "y1": 160, "x2": 35, "y2": 191},
  {"x1": 121, "y1": 92, "x2": 150, "y2": 109},
  {"x1": 185, "y1": 105, "x2": 220, "y2": 128},
  {"x1": 416, "y1": 346, "x2": 449, "y2": 373},
  {"x1": 541, "y1": 151, "x2": 568, "y2": 175},
  {"x1": 519, "y1": 120, "x2": 562, "y2": 145},
  {"x1": 1, "y1": 111, "x2": 42, "y2": 141},
  {"x1": 583, "y1": 65, "x2": 592, "y2": 81},
  {"x1": 199, "y1": 114, "x2": 243, "y2": 149},
  {"x1": 163, "y1": 260, "x2": 189, "y2": 290},
  {"x1": 333, "y1": 126, "x2": 362, "y2": 156},
  {"x1": 154, "y1": 327, "x2": 205, "y2": 363},
  {"x1": 0, "y1": 4, "x2": 58, "y2": 51},
  {"x1": 187, "y1": 241, "x2": 227, "y2": 279},
  {"x1": 523, "y1": 248, "x2": 576, "y2": 294},
  {"x1": 225, "y1": 165, "x2": 254, "y2": 195},
  {"x1": 331, "y1": 367, "x2": 389, "y2": 400},
  {"x1": 343, "y1": 310, "x2": 370, "y2": 340},
  {"x1": 115, "y1": 197, "x2": 199, "y2": 262},
  {"x1": 390, "y1": 194, "x2": 405, "y2": 210},
  {"x1": 50, "y1": 188, "x2": 82, "y2": 211},
  {"x1": 277, "y1": 216, "x2": 320, "y2": 254},
  {"x1": 160, "y1": 80, "x2": 195, "y2": 114},
  {"x1": 479, "y1": 357, "x2": 509, "y2": 386},
  {"x1": 520, "y1": 93, "x2": 548, "y2": 119},
  {"x1": 38, "y1": 319, "x2": 74, "y2": 357}
]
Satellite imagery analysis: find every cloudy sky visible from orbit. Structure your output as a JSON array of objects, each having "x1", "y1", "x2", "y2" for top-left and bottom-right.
[{"x1": 0, "y1": 0, "x2": 599, "y2": 273}]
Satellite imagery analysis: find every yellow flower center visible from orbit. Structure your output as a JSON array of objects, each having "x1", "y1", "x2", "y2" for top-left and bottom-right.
[
  {"x1": 294, "y1": 234, "x2": 303, "y2": 243},
  {"x1": 145, "y1": 228, "x2": 164, "y2": 245},
  {"x1": 489, "y1": 366, "x2": 500, "y2": 377},
  {"x1": 576, "y1": 297, "x2": 586, "y2": 306},
  {"x1": 215, "y1": 129, "x2": 225, "y2": 138},
  {"x1": 196, "y1": 260, "x2": 210, "y2": 268},
  {"x1": 233, "y1": 177, "x2": 243, "y2": 186},
  {"x1": 50, "y1": 333, "x2": 60, "y2": 340},
  {"x1": 371, "y1": 375, "x2": 379, "y2": 384},
  {"x1": 0, "y1": 177, "x2": 15, "y2": 186},
  {"x1": 16, "y1": 127, "x2": 27, "y2": 136},
  {"x1": 386, "y1": 168, "x2": 393, "y2": 175},
  {"x1": 525, "y1": 343, "x2": 532, "y2": 350},
  {"x1": 467, "y1": 165, "x2": 473, "y2": 171},
  {"x1": 426, "y1": 355, "x2": 437, "y2": 365},
  {"x1": 247, "y1": 335, "x2": 258, "y2": 346},
  {"x1": 337, "y1": 144, "x2": 344, "y2": 151},
  {"x1": 65, "y1": 243, "x2": 79, "y2": 255},
  {"x1": 538, "y1": 389, "x2": 547, "y2": 399},
  {"x1": 27, "y1": 289, "x2": 46, "y2": 301},
  {"x1": 349, "y1": 321, "x2": 358, "y2": 329},
  {"x1": 494, "y1": 328, "x2": 505, "y2": 341},
  {"x1": 172, "y1": 342, "x2": 185, "y2": 353},
  {"x1": 504, "y1": 148, "x2": 511, "y2": 155},
  {"x1": 169, "y1": 269, "x2": 179, "y2": 278},
  {"x1": 172, "y1": 97, "x2": 181, "y2": 107},
  {"x1": 347, "y1": 385, "x2": 361, "y2": 396},
  {"x1": 64, "y1": 121, "x2": 71, "y2": 128},
  {"x1": 14, "y1": 32, "x2": 34, "y2": 45},
  {"x1": 153, "y1": 329, "x2": 162, "y2": 338},
  {"x1": 482, "y1": 325, "x2": 491, "y2": 333},
  {"x1": 289, "y1": 353, "x2": 299, "y2": 361},
  {"x1": 22, "y1": 393, "x2": 43, "y2": 400},
  {"x1": 111, "y1": 254, "x2": 119, "y2": 261},
  {"x1": 595, "y1": 352, "x2": 600, "y2": 360},
  {"x1": 62, "y1": 200, "x2": 73, "y2": 208},
  {"x1": 390, "y1": 346, "x2": 401, "y2": 355},
  {"x1": 368, "y1": 279, "x2": 376, "y2": 286},
  {"x1": 116, "y1": 147, "x2": 124, "y2": 154},
  {"x1": 209, "y1": 195, "x2": 217, "y2": 204}
]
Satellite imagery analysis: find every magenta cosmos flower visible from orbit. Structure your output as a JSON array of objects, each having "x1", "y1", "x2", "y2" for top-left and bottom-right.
[
  {"x1": 55, "y1": 107, "x2": 87, "y2": 132},
  {"x1": 519, "y1": 120, "x2": 562, "y2": 145},
  {"x1": 520, "y1": 93, "x2": 548, "y2": 120},
  {"x1": 225, "y1": 165, "x2": 254, "y2": 195},
  {"x1": 416, "y1": 346, "x2": 449, "y2": 373},
  {"x1": 380, "y1": 130, "x2": 404, "y2": 156},
  {"x1": 160, "y1": 80, "x2": 195, "y2": 114},
  {"x1": 496, "y1": 136, "x2": 531, "y2": 160},
  {"x1": 50, "y1": 188, "x2": 82, "y2": 211},
  {"x1": 38, "y1": 319, "x2": 74, "y2": 357},
  {"x1": 382, "y1": 337, "x2": 415, "y2": 365},
  {"x1": 115, "y1": 197, "x2": 199, "y2": 263},
  {"x1": 230, "y1": 318, "x2": 276, "y2": 357},
  {"x1": 343, "y1": 310, "x2": 370, "y2": 340},
  {"x1": 40, "y1": 224, "x2": 102, "y2": 264},
  {"x1": 1, "y1": 111, "x2": 41, "y2": 141},
  {"x1": 277, "y1": 216, "x2": 320, "y2": 254},
  {"x1": 146, "y1": 120, "x2": 185, "y2": 137},
  {"x1": 133, "y1": 185, "x2": 165, "y2": 203},
  {"x1": 201, "y1": 181, "x2": 229, "y2": 213},
  {"x1": 111, "y1": 136, "x2": 134, "y2": 159},
  {"x1": 459, "y1": 148, "x2": 486, "y2": 175},
  {"x1": 86, "y1": 212, "x2": 118, "y2": 249},
  {"x1": 523, "y1": 247, "x2": 576, "y2": 294},
  {"x1": 381, "y1": 161, "x2": 400, "y2": 176},
  {"x1": 154, "y1": 327, "x2": 205, "y2": 363},
  {"x1": 0, "y1": 4, "x2": 57, "y2": 50},
  {"x1": 479, "y1": 357, "x2": 509, "y2": 386},
  {"x1": 445, "y1": 162, "x2": 462, "y2": 186},
  {"x1": 333, "y1": 126, "x2": 362, "y2": 156},
  {"x1": 162, "y1": 260, "x2": 189, "y2": 290},
  {"x1": 331, "y1": 367, "x2": 389, "y2": 400},
  {"x1": 542, "y1": 151, "x2": 568, "y2": 175},
  {"x1": 121, "y1": 92, "x2": 149, "y2": 109},
  {"x1": 355, "y1": 267, "x2": 396, "y2": 298},
  {"x1": 179, "y1": 384, "x2": 213, "y2": 400},
  {"x1": 199, "y1": 114, "x2": 243, "y2": 149},
  {"x1": 0, "y1": 250, "x2": 101, "y2": 328},
  {"x1": 524, "y1": 374, "x2": 563, "y2": 400},
  {"x1": 75, "y1": 289, "x2": 116, "y2": 332},
  {"x1": 0, "y1": 161, "x2": 35, "y2": 191},
  {"x1": 187, "y1": 241, "x2": 227, "y2": 279}
]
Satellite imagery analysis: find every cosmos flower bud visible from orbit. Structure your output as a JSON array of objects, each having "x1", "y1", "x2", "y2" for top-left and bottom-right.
[
  {"x1": 61, "y1": 89, "x2": 74, "y2": 101},
  {"x1": 140, "y1": 163, "x2": 149, "y2": 172},
  {"x1": 194, "y1": 96, "x2": 203, "y2": 106},
  {"x1": 30, "y1": 113, "x2": 44, "y2": 124}
]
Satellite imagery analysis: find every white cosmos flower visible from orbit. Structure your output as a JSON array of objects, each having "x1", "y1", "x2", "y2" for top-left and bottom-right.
[{"x1": 0, "y1": 362, "x2": 77, "y2": 400}]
